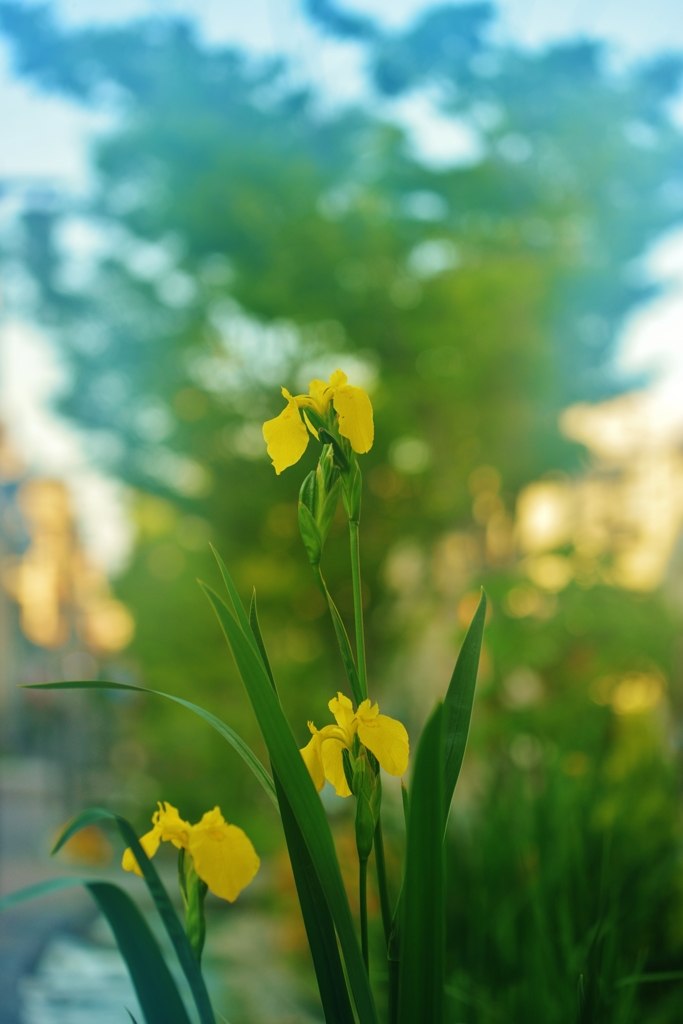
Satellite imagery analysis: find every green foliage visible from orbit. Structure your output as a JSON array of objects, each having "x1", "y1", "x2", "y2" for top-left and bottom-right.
[
  {"x1": 51, "y1": 807, "x2": 215, "y2": 1024},
  {"x1": 399, "y1": 702, "x2": 446, "y2": 1024},
  {"x1": 0, "y1": 877, "x2": 192, "y2": 1024}
]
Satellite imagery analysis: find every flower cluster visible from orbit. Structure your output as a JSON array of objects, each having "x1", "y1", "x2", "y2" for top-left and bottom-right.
[
  {"x1": 262, "y1": 369, "x2": 374, "y2": 474},
  {"x1": 123, "y1": 802, "x2": 259, "y2": 903},
  {"x1": 301, "y1": 692, "x2": 409, "y2": 797}
]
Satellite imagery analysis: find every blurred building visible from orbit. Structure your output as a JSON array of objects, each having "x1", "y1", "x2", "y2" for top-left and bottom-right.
[
  {"x1": 0, "y1": 423, "x2": 134, "y2": 886},
  {"x1": 516, "y1": 390, "x2": 683, "y2": 594}
]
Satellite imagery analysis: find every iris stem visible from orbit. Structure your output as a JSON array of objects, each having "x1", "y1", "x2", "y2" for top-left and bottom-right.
[
  {"x1": 349, "y1": 519, "x2": 368, "y2": 701},
  {"x1": 359, "y1": 856, "x2": 369, "y2": 973},
  {"x1": 374, "y1": 815, "x2": 392, "y2": 947}
]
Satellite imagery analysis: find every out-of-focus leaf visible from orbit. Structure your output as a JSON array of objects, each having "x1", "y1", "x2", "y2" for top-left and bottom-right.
[
  {"x1": 398, "y1": 702, "x2": 445, "y2": 1024},
  {"x1": 443, "y1": 589, "x2": 486, "y2": 820},
  {"x1": 22, "y1": 680, "x2": 277, "y2": 807},
  {"x1": 52, "y1": 808, "x2": 215, "y2": 1024},
  {"x1": 201, "y1": 578, "x2": 378, "y2": 1024},
  {"x1": 0, "y1": 878, "x2": 191, "y2": 1024}
]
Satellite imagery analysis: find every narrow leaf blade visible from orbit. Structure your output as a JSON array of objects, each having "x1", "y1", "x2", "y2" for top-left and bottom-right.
[
  {"x1": 52, "y1": 808, "x2": 215, "y2": 1024},
  {"x1": 201, "y1": 580, "x2": 377, "y2": 1024},
  {"x1": 1, "y1": 878, "x2": 191, "y2": 1024},
  {"x1": 398, "y1": 703, "x2": 445, "y2": 1024},
  {"x1": 250, "y1": 592, "x2": 354, "y2": 1024},
  {"x1": 314, "y1": 568, "x2": 362, "y2": 705},
  {"x1": 22, "y1": 680, "x2": 277, "y2": 807},
  {"x1": 443, "y1": 589, "x2": 486, "y2": 818}
]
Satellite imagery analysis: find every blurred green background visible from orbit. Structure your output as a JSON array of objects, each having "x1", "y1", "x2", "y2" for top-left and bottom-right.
[{"x1": 3, "y1": 1, "x2": 683, "y2": 1020}]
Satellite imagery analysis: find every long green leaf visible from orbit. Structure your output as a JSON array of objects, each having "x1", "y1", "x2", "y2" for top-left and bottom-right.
[
  {"x1": 0, "y1": 878, "x2": 191, "y2": 1024},
  {"x1": 443, "y1": 589, "x2": 486, "y2": 820},
  {"x1": 249, "y1": 592, "x2": 355, "y2": 1024},
  {"x1": 201, "y1": 579, "x2": 378, "y2": 1024},
  {"x1": 312, "y1": 565, "x2": 362, "y2": 705},
  {"x1": 398, "y1": 702, "x2": 445, "y2": 1024},
  {"x1": 52, "y1": 808, "x2": 215, "y2": 1024},
  {"x1": 275, "y1": 775, "x2": 356, "y2": 1024},
  {"x1": 22, "y1": 680, "x2": 276, "y2": 807}
]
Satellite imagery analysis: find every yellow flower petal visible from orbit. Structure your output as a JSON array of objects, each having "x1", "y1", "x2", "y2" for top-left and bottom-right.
[
  {"x1": 328, "y1": 692, "x2": 355, "y2": 744},
  {"x1": 121, "y1": 801, "x2": 192, "y2": 875},
  {"x1": 121, "y1": 824, "x2": 162, "y2": 876},
  {"x1": 307, "y1": 378, "x2": 334, "y2": 414},
  {"x1": 329, "y1": 369, "x2": 348, "y2": 388},
  {"x1": 331, "y1": 383, "x2": 374, "y2": 454},
  {"x1": 357, "y1": 713, "x2": 409, "y2": 777},
  {"x1": 156, "y1": 802, "x2": 191, "y2": 850},
  {"x1": 262, "y1": 388, "x2": 309, "y2": 474},
  {"x1": 300, "y1": 725, "x2": 326, "y2": 792},
  {"x1": 188, "y1": 807, "x2": 260, "y2": 903},
  {"x1": 321, "y1": 737, "x2": 352, "y2": 797}
]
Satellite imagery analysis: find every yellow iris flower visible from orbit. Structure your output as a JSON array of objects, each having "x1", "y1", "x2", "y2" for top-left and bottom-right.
[
  {"x1": 262, "y1": 369, "x2": 374, "y2": 475},
  {"x1": 300, "y1": 692, "x2": 409, "y2": 797},
  {"x1": 122, "y1": 802, "x2": 260, "y2": 903}
]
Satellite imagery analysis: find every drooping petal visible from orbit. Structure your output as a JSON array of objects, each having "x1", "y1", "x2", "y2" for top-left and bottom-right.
[
  {"x1": 321, "y1": 737, "x2": 352, "y2": 797},
  {"x1": 300, "y1": 725, "x2": 326, "y2": 792},
  {"x1": 262, "y1": 388, "x2": 309, "y2": 474},
  {"x1": 357, "y1": 714, "x2": 409, "y2": 777},
  {"x1": 328, "y1": 692, "x2": 356, "y2": 745},
  {"x1": 331, "y1": 384, "x2": 374, "y2": 454},
  {"x1": 188, "y1": 807, "x2": 260, "y2": 903},
  {"x1": 121, "y1": 824, "x2": 162, "y2": 876}
]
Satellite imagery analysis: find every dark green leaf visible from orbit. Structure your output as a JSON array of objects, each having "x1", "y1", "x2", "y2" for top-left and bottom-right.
[
  {"x1": 1, "y1": 878, "x2": 192, "y2": 1024},
  {"x1": 249, "y1": 591, "x2": 355, "y2": 1024},
  {"x1": 201, "y1": 579, "x2": 377, "y2": 1024},
  {"x1": 276, "y1": 775, "x2": 355, "y2": 1024},
  {"x1": 52, "y1": 808, "x2": 214, "y2": 1024},
  {"x1": 398, "y1": 702, "x2": 445, "y2": 1024},
  {"x1": 313, "y1": 566, "x2": 363, "y2": 705},
  {"x1": 443, "y1": 589, "x2": 486, "y2": 820},
  {"x1": 616, "y1": 971, "x2": 683, "y2": 987},
  {"x1": 22, "y1": 680, "x2": 276, "y2": 807}
]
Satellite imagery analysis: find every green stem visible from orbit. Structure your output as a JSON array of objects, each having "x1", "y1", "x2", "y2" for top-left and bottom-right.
[
  {"x1": 349, "y1": 519, "x2": 368, "y2": 701},
  {"x1": 374, "y1": 816, "x2": 392, "y2": 948},
  {"x1": 359, "y1": 856, "x2": 369, "y2": 973}
]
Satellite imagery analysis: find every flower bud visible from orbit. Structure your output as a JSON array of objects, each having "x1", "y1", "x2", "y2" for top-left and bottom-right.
[{"x1": 297, "y1": 449, "x2": 341, "y2": 567}]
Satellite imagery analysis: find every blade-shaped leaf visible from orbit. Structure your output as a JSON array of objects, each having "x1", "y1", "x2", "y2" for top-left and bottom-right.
[
  {"x1": 201, "y1": 580, "x2": 378, "y2": 1024},
  {"x1": 275, "y1": 775, "x2": 355, "y2": 1024},
  {"x1": 398, "y1": 702, "x2": 445, "y2": 1024},
  {"x1": 313, "y1": 566, "x2": 362, "y2": 706},
  {"x1": 443, "y1": 589, "x2": 486, "y2": 820},
  {"x1": 22, "y1": 680, "x2": 276, "y2": 807},
  {"x1": 250, "y1": 592, "x2": 355, "y2": 1024},
  {"x1": 0, "y1": 878, "x2": 191, "y2": 1024},
  {"x1": 52, "y1": 808, "x2": 215, "y2": 1024}
]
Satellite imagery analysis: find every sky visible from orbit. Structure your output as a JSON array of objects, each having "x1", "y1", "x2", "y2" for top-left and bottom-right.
[{"x1": 2, "y1": 0, "x2": 683, "y2": 572}]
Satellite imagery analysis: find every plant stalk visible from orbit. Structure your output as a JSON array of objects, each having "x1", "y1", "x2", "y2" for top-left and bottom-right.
[
  {"x1": 374, "y1": 816, "x2": 392, "y2": 947},
  {"x1": 359, "y1": 856, "x2": 369, "y2": 973},
  {"x1": 349, "y1": 519, "x2": 368, "y2": 701}
]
